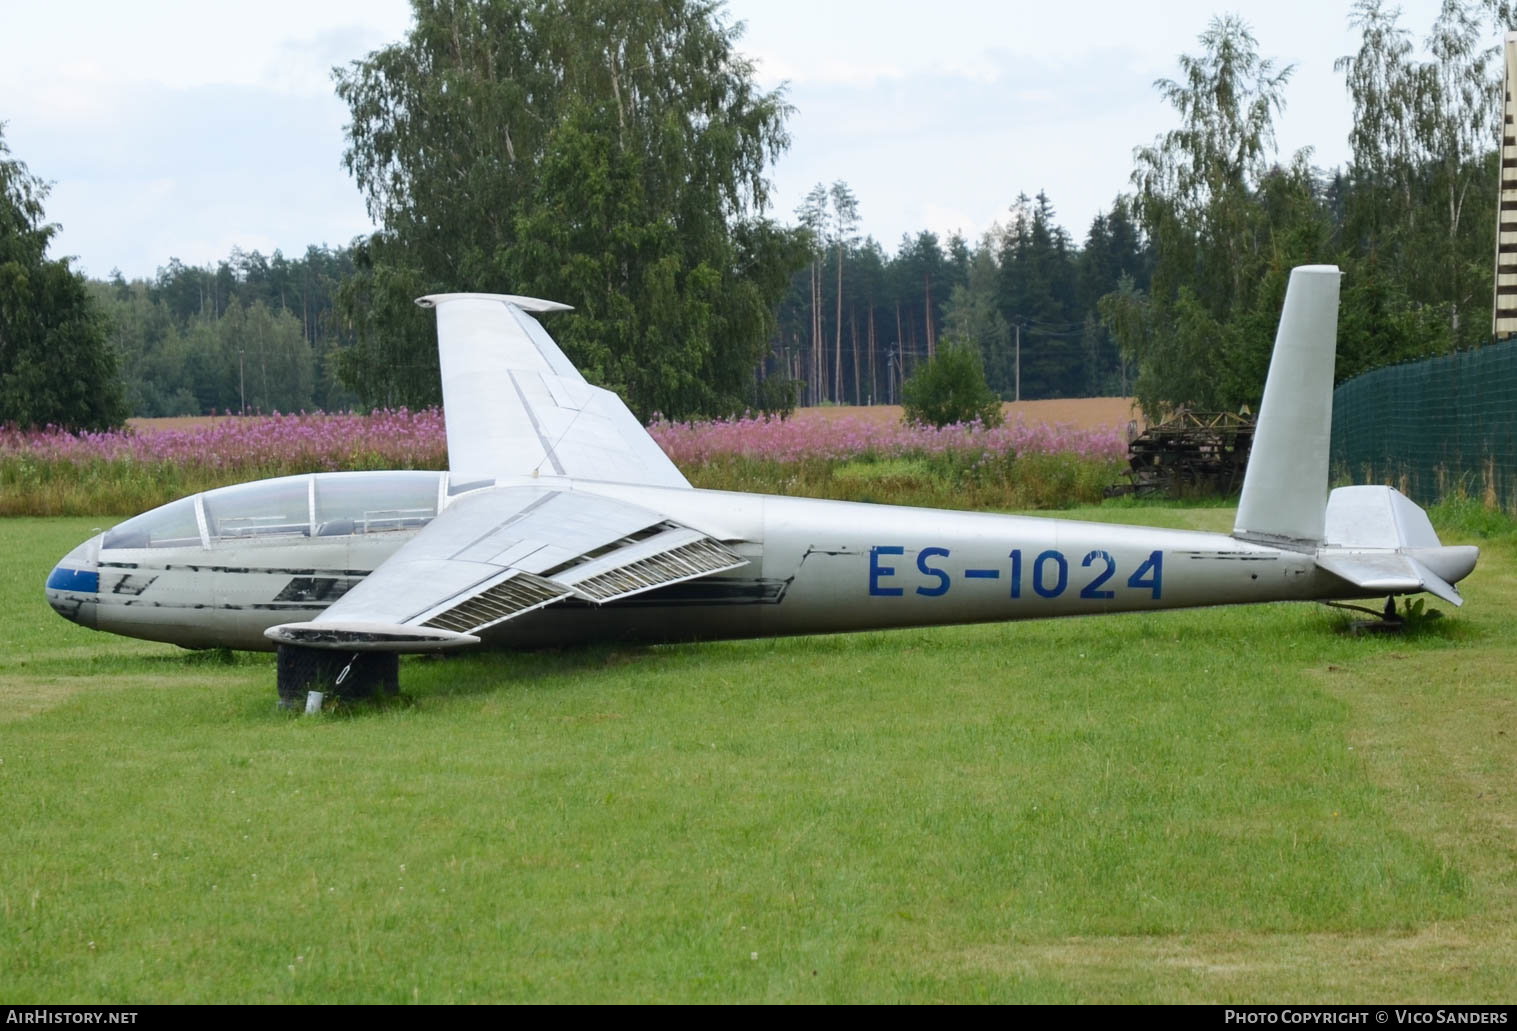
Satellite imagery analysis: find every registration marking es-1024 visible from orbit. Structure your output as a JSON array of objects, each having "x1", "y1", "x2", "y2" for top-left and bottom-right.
[{"x1": 868, "y1": 547, "x2": 1164, "y2": 601}]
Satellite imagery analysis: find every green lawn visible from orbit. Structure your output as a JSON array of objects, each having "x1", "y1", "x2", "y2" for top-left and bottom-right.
[{"x1": 2, "y1": 508, "x2": 1513, "y2": 1002}]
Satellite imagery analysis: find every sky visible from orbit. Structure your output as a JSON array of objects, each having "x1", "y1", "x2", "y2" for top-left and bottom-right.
[{"x1": 0, "y1": 0, "x2": 1461, "y2": 281}]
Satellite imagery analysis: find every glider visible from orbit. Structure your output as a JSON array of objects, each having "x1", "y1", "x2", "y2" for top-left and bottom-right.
[{"x1": 45, "y1": 267, "x2": 1478, "y2": 704}]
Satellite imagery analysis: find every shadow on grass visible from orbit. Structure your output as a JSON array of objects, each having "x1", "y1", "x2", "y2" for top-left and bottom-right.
[
  {"x1": 102, "y1": 600, "x2": 1482, "y2": 722},
  {"x1": 1324, "y1": 603, "x2": 1469, "y2": 643},
  {"x1": 416, "y1": 642, "x2": 670, "y2": 695},
  {"x1": 177, "y1": 646, "x2": 254, "y2": 666},
  {"x1": 284, "y1": 641, "x2": 678, "y2": 719}
]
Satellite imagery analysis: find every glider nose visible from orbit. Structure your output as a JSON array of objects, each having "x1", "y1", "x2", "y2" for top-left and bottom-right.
[{"x1": 44, "y1": 536, "x2": 102, "y2": 629}]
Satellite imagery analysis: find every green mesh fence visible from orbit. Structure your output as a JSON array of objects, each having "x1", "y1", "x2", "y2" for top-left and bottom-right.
[{"x1": 1331, "y1": 339, "x2": 1517, "y2": 512}]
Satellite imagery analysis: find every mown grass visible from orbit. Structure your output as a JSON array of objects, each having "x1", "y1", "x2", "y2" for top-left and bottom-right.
[{"x1": 3, "y1": 505, "x2": 1514, "y2": 1002}]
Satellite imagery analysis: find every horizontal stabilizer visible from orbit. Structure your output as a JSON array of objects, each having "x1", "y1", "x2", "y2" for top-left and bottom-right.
[
  {"x1": 1317, "y1": 484, "x2": 1478, "y2": 606},
  {"x1": 264, "y1": 622, "x2": 480, "y2": 651},
  {"x1": 1315, "y1": 551, "x2": 1464, "y2": 607}
]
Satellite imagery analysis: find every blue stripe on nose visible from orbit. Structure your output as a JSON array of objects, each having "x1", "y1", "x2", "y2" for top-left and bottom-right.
[{"x1": 46, "y1": 567, "x2": 99, "y2": 593}]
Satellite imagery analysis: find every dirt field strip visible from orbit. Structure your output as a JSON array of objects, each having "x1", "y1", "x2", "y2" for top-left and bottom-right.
[
  {"x1": 129, "y1": 398, "x2": 1142, "y2": 437},
  {"x1": 790, "y1": 398, "x2": 1141, "y2": 432}
]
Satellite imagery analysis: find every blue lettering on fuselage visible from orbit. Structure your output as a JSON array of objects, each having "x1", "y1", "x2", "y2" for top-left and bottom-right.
[
  {"x1": 915, "y1": 547, "x2": 950, "y2": 596},
  {"x1": 866, "y1": 548, "x2": 1163, "y2": 601},
  {"x1": 868, "y1": 546, "x2": 905, "y2": 596}
]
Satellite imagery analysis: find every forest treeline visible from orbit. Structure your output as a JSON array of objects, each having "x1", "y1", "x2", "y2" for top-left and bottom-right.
[
  {"x1": 772, "y1": 0, "x2": 1517, "y2": 419},
  {"x1": 773, "y1": 189, "x2": 1147, "y2": 408},
  {"x1": 97, "y1": 191, "x2": 1145, "y2": 418},
  {"x1": 7, "y1": 0, "x2": 1517, "y2": 428},
  {"x1": 92, "y1": 247, "x2": 357, "y2": 417}
]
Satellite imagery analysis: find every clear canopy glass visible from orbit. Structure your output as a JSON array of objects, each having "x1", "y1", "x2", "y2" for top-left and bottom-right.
[
  {"x1": 101, "y1": 497, "x2": 202, "y2": 550},
  {"x1": 100, "y1": 471, "x2": 448, "y2": 551},
  {"x1": 202, "y1": 476, "x2": 310, "y2": 542},
  {"x1": 313, "y1": 471, "x2": 441, "y2": 537}
]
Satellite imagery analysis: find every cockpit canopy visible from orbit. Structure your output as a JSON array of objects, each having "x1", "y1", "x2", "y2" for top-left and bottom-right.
[{"x1": 101, "y1": 471, "x2": 493, "y2": 550}]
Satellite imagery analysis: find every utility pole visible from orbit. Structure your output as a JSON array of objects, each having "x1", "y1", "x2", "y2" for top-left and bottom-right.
[{"x1": 239, "y1": 347, "x2": 246, "y2": 415}]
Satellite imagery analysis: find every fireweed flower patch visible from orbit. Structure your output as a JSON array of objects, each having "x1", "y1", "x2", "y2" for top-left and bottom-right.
[
  {"x1": 2, "y1": 409, "x2": 448, "y2": 470},
  {"x1": 3, "y1": 409, "x2": 1126, "y2": 516},
  {"x1": 649, "y1": 413, "x2": 1127, "y2": 511},
  {"x1": 648, "y1": 413, "x2": 1127, "y2": 466},
  {"x1": 1, "y1": 410, "x2": 449, "y2": 516}
]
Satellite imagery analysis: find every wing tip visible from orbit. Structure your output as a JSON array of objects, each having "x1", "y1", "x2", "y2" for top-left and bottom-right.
[
  {"x1": 415, "y1": 292, "x2": 573, "y2": 313},
  {"x1": 264, "y1": 621, "x2": 480, "y2": 652}
]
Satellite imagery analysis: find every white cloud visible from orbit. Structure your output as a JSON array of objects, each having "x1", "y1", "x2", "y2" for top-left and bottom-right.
[
  {"x1": 919, "y1": 202, "x2": 986, "y2": 245},
  {"x1": 263, "y1": 24, "x2": 400, "y2": 96},
  {"x1": 931, "y1": 54, "x2": 1003, "y2": 85},
  {"x1": 747, "y1": 50, "x2": 905, "y2": 87},
  {"x1": 0, "y1": 0, "x2": 1474, "y2": 278}
]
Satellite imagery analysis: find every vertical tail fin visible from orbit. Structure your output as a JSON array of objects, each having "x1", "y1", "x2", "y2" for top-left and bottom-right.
[{"x1": 1233, "y1": 265, "x2": 1341, "y2": 546}]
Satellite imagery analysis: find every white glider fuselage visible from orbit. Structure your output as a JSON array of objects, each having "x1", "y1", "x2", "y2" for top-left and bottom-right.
[
  {"x1": 43, "y1": 268, "x2": 1480, "y2": 672},
  {"x1": 50, "y1": 473, "x2": 1378, "y2": 653},
  {"x1": 504, "y1": 479, "x2": 1326, "y2": 646}
]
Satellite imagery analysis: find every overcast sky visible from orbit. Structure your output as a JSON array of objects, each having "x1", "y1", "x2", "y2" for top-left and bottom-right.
[{"x1": 0, "y1": 0, "x2": 1458, "y2": 281}]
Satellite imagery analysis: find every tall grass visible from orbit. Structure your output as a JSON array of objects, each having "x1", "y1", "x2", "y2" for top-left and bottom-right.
[
  {"x1": 2, "y1": 410, "x2": 1127, "y2": 516},
  {"x1": 685, "y1": 451, "x2": 1121, "y2": 510},
  {"x1": 1, "y1": 411, "x2": 448, "y2": 516},
  {"x1": 1425, "y1": 491, "x2": 1517, "y2": 544}
]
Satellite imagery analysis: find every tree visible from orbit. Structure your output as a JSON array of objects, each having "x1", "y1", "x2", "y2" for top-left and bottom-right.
[
  {"x1": 795, "y1": 183, "x2": 829, "y2": 405},
  {"x1": 93, "y1": 244, "x2": 357, "y2": 417},
  {"x1": 215, "y1": 300, "x2": 314, "y2": 414},
  {"x1": 1073, "y1": 198, "x2": 1148, "y2": 396},
  {"x1": 998, "y1": 191, "x2": 1082, "y2": 399},
  {"x1": 334, "y1": 0, "x2": 806, "y2": 420},
  {"x1": 1336, "y1": 0, "x2": 1508, "y2": 349},
  {"x1": 1134, "y1": 14, "x2": 1296, "y2": 316},
  {"x1": 828, "y1": 180, "x2": 860, "y2": 403},
  {"x1": 893, "y1": 230, "x2": 949, "y2": 372},
  {"x1": 0, "y1": 125, "x2": 124, "y2": 430},
  {"x1": 943, "y1": 232, "x2": 1009, "y2": 395},
  {"x1": 1112, "y1": 16, "x2": 1330, "y2": 419},
  {"x1": 900, "y1": 340, "x2": 1003, "y2": 429}
]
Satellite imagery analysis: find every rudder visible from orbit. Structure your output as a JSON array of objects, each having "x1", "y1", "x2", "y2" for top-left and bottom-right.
[{"x1": 1233, "y1": 265, "x2": 1341, "y2": 546}]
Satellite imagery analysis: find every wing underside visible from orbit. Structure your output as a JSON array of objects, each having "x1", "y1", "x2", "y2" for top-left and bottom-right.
[{"x1": 265, "y1": 486, "x2": 747, "y2": 651}]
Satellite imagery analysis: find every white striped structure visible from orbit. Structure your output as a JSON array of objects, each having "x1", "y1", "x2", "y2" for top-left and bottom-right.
[{"x1": 1495, "y1": 31, "x2": 1517, "y2": 339}]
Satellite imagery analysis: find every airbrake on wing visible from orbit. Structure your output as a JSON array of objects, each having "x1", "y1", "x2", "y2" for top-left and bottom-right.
[{"x1": 265, "y1": 485, "x2": 747, "y2": 652}]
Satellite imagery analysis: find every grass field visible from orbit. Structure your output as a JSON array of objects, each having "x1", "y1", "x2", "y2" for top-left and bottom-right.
[{"x1": 3, "y1": 505, "x2": 1514, "y2": 1003}]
